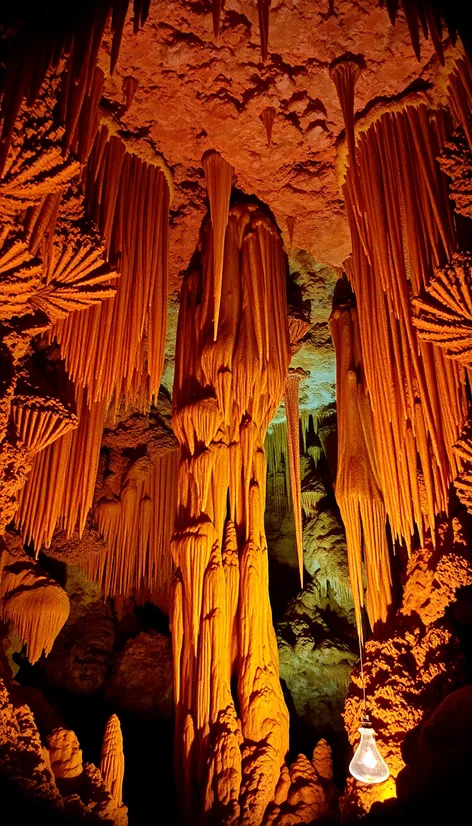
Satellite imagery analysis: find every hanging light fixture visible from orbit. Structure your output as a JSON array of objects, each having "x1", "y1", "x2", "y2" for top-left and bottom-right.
[
  {"x1": 349, "y1": 714, "x2": 390, "y2": 784},
  {"x1": 349, "y1": 631, "x2": 390, "y2": 784}
]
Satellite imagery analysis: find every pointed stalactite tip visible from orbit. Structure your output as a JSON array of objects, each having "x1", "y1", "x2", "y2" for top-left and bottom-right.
[
  {"x1": 260, "y1": 106, "x2": 276, "y2": 147},
  {"x1": 258, "y1": 0, "x2": 271, "y2": 62},
  {"x1": 212, "y1": 0, "x2": 223, "y2": 37},
  {"x1": 286, "y1": 215, "x2": 296, "y2": 248}
]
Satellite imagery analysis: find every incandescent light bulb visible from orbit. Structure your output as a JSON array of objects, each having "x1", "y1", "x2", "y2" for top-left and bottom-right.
[{"x1": 349, "y1": 717, "x2": 390, "y2": 784}]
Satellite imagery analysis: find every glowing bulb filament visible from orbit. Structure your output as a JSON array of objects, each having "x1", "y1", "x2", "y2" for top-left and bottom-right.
[{"x1": 349, "y1": 724, "x2": 390, "y2": 785}]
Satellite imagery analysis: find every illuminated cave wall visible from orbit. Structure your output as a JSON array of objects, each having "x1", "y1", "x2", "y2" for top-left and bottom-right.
[{"x1": 1, "y1": 1, "x2": 472, "y2": 825}]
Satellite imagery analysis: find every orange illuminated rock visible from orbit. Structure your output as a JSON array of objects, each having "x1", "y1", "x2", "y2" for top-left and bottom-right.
[
  {"x1": 171, "y1": 183, "x2": 291, "y2": 824},
  {"x1": 101, "y1": 715, "x2": 125, "y2": 807},
  {"x1": 0, "y1": 538, "x2": 70, "y2": 664},
  {"x1": 262, "y1": 744, "x2": 335, "y2": 826},
  {"x1": 330, "y1": 297, "x2": 391, "y2": 636},
  {"x1": 439, "y1": 129, "x2": 472, "y2": 219},
  {"x1": 260, "y1": 107, "x2": 276, "y2": 147},
  {"x1": 47, "y1": 727, "x2": 83, "y2": 783},
  {"x1": 338, "y1": 97, "x2": 467, "y2": 578},
  {"x1": 342, "y1": 515, "x2": 472, "y2": 817},
  {"x1": 413, "y1": 253, "x2": 472, "y2": 363}
]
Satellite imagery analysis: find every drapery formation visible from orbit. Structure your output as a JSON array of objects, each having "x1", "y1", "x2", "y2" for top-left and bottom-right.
[
  {"x1": 171, "y1": 186, "x2": 291, "y2": 824},
  {"x1": 88, "y1": 446, "x2": 178, "y2": 613},
  {"x1": 330, "y1": 298, "x2": 391, "y2": 638},
  {"x1": 331, "y1": 69, "x2": 468, "y2": 634},
  {"x1": 15, "y1": 120, "x2": 170, "y2": 556}
]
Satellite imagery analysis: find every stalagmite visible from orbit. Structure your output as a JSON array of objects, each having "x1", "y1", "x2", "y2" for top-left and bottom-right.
[
  {"x1": 101, "y1": 715, "x2": 125, "y2": 807},
  {"x1": 312, "y1": 739, "x2": 333, "y2": 782},
  {"x1": 202, "y1": 150, "x2": 234, "y2": 341},
  {"x1": 0, "y1": 539, "x2": 70, "y2": 664},
  {"x1": 413, "y1": 252, "x2": 472, "y2": 363},
  {"x1": 285, "y1": 373, "x2": 304, "y2": 586},
  {"x1": 171, "y1": 196, "x2": 291, "y2": 824},
  {"x1": 260, "y1": 107, "x2": 276, "y2": 147},
  {"x1": 47, "y1": 728, "x2": 83, "y2": 783}
]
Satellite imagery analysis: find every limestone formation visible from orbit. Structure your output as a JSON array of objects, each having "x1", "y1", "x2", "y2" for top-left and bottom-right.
[
  {"x1": 171, "y1": 193, "x2": 291, "y2": 824},
  {"x1": 0, "y1": 536, "x2": 69, "y2": 664},
  {"x1": 106, "y1": 630, "x2": 174, "y2": 719},
  {"x1": 342, "y1": 516, "x2": 472, "y2": 818},
  {"x1": 1, "y1": 3, "x2": 472, "y2": 824},
  {"x1": 100, "y1": 715, "x2": 125, "y2": 808},
  {"x1": 47, "y1": 727, "x2": 83, "y2": 786},
  {"x1": 413, "y1": 253, "x2": 472, "y2": 363}
]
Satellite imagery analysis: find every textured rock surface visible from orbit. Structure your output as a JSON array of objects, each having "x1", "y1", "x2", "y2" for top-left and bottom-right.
[
  {"x1": 0, "y1": 675, "x2": 128, "y2": 824},
  {"x1": 100, "y1": 0, "x2": 437, "y2": 280},
  {"x1": 341, "y1": 515, "x2": 472, "y2": 818},
  {"x1": 41, "y1": 565, "x2": 115, "y2": 695},
  {"x1": 262, "y1": 745, "x2": 337, "y2": 826},
  {"x1": 106, "y1": 630, "x2": 173, "y2": 718},
  {"x1": 278, "y1": 582, "x2": 356, "y2": 735},
  {"x1": 0, "y1": 534, "x2": 70, "y2": 665}
]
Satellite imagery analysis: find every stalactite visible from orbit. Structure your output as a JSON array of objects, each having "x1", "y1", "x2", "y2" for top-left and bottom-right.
[
  {"x1": 11, "y1": 396, "x2": 78, "y2": 453},
  {"x1": 413, "y1": 252, "x2": 472, "y2": 362},
  {"x1": 0, "y1": 0, "x2": 151, "y2": 174},
  {"x1": 260, "y1": 107, "x2": 276, "y2": 147},
  {"x1": 212, "y1": 0, "x2": 224, "y2": 36},
  {"x1": 171, "y1": 198, "x2": 291, "y2": 825},
  {"x1": 286, "y1": 216, "x2": 296, "y2": 249},
  {"x1": 16, "y1": 387, "x2": 107, "y2": 549},
  {"x1": 265, "y1": 422, "x2": 290, "y2": 515},
  {"x1": 285, "y1": 373, "x2": 303, "y2": 586},
  {"x1": 330, "y1": 301, "x2": 391, "y2": 637},
  {"x1": 334, "y1": 91, "x2": 467, "y2": 570},
  {"x1": 53, "y1": 128, "x2": 170, "y2": 409},
  {"x1": 202, "y1": 150, "x2": 234, "y2": 341},
  {"x1": 0, "y1": 539, "x2": 70, "y2": 664},
  {"x1": 86, "y1": 448, "x2": 178, "y2": 610},
  {"x1": 123, "y1": 76, "x2": 139, "y2": 110},
  {"x1": 329, "y1": 56, "x2": 363, "y2": 188},
  {"x1": 257, "y1": 0, "x2": 271, "y2": 62},
  {"x1": 100, "y1": 715, "x2": 125, "y2": 808}
]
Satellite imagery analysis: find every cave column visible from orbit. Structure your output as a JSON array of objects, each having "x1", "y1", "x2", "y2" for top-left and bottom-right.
[{"x1": 171, "y1": 189, "x2": 291, "y2": 825}]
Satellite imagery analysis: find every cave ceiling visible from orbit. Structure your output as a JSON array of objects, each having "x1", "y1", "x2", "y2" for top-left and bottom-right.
[{"x1": 95, "y1": 0, "x2": 443, "y2": 411}]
